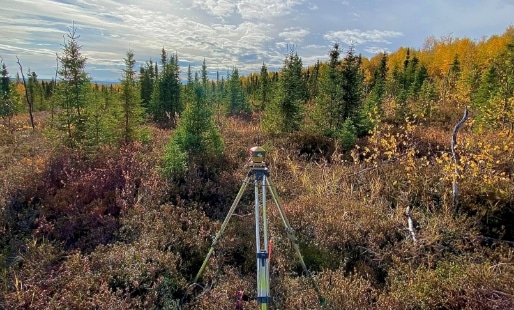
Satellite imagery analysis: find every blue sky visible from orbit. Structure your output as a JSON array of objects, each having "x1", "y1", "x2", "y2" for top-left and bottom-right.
[{"x1": 1, "y1": 0, "x2": 513, "y2": 82}]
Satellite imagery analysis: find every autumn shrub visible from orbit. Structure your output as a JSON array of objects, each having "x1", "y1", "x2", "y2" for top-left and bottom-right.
[
  {"x1": 315, "y1": 270, "x2": 377, "y2": 310},
  {"x1": 162, "y1": 154, "x2": 245, "y2": 221},
  {"x1": 429, "y1": 101, "x2": 466, "y2": 131},
  {"x1": 4, "y1": 240, "x2": 180, "y2": 309},
  {"x1": 1, "y1": 133, "x2": 166, "y2": 307},
  {"x1": 3, "y1": 112, "x2": 514, "y2": 310},
  {"x1": 4, "y1": 200, "x2": 218, "y2": 308},
  {"x1": 4, "y1": 238, "x2": 63, "y2": 309},
  {"x1": 89, "y1": 242, "x2": 183, "y2": 308},
  {"x1": 234, "y1": 113, "x2": 514, "y2": 309},
  {"x1": 433, "y1": 127, "x2": 514, "y2": 240},
  {"x1": 377, "y1": 254, "x2": 514, "y2": 309},
  {"x1": 31, "y1": 142, "x2": 153, "y2": 252},
  {"x1": 182, "y1": 265, "x2": 255, "y2": 309},
  {"x1": 279, "y1": 170, "x2": 403, "y2": 283},
  {"x1": 0, "y1": 116, "x2": 49, "y2": 209},
  {"x1": 1, "y1": 116, "x2": 51, "y2": 302},
  {"x1": 290, "y1": 130, "x2": 336, "y2": 162},
  {"x1": 162, "y1": 114, "x2": 270, "y2": 220}
]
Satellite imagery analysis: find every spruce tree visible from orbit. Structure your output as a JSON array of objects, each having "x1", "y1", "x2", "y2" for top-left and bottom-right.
[
  {"x1": 150, "y1": 50, "x2": 182, "y2": 127},
  {"x1": 119, "y1": 50, "x2": 144, "y2": 144},
  {"x1": 314, "y1": 44, "x2": 363, "y2": 143},
  {"x1": 0, "y1": 62, "x2": 15, "y2": 120},
  {"x1": 409, "y1": 63, "x2": 428, "y2": 100},
  {"x1": 27, "y1": 71, "x2": 40, "y2": 111},
  {"x1": 258, "y1": 63, "x2": 271, "y2": 111},
  {"x1": 163, "y1": 83, "x2": 223, "y2": 177},
  {"x1": 419, "y1": 79, "x2": 437, "y2": 124},
  {"x1": 160, "y1": 47, "x2": 167, "y2": 67},
  {"x1": 448, "y1": 54, "x2": 461, "y2": 95},
  {"x1": 263, "y1": 52, "x2": 307, "y2": 134},
  {"x1": 314, "y1": 43, "x2": 344, "y2": 136},
  {"x1": 496, "y1": 39, "x2": 514, "y2": 130},
  {"x1": 473, "y1": 63, "x2": 500, "y2": 125},
  {"x1": 55, "y1": 25, "x2": 91, "y2": 147},
  {"x1": 201, "y1": 58, "x2": 208, "y2": 90},
  {"x1": 184, "y1": 64, "x2": 194, "y2": 103},
  {"x1": 226, "y1": 67, "x2": 249, "y2": 115},
  {"x1": 306, "y1": 60, "x2": 320, "y2": 100},
  {"x1": 340, "y1": 46, "x2": 363, "y2": 121},
  {"x1": 369, "y1": 52, "x2": 388, "y2": 92},
  {"x1": 359, "y1": 52, "x2": 388, "y2": 135},
  {"x1": 85, "y1": 85, "x2": 115, "y2": 147},
  {"x1": 394, "y1": 50, "x2": 419, "y2": 122},
  {"x1": 472, "y1": 38, "x2": 514, "y2": 130},
  {"x1": 139, "y1": 60, "x2": 155, "y2": 112},
  {"x1": 214, "y1": 72, "x2": 225, "y2": 125},
  {"x1": 0, "y1": 62, "x2": 9, "y2": 95}
]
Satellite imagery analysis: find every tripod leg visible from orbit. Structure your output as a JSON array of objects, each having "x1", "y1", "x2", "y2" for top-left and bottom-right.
[
  {"x1": 262, "y1": 175, "x2": 269, "y2": 254},
  {"x1": 265, "y1": 178, "x2": 326, "y2": 306},
  {"x1": 256, "y1": 175, "x2": 270, "y2": 309},
  {"x1": 254, "y1": 177, "x2": 261, "y2": 254},
  {"x1": 193, "y1": 174, "x2": 251, "y2": 284}
]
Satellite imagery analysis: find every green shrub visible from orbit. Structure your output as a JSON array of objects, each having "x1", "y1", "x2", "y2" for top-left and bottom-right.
[{"x1": 338, "y1": 118, "x2": 357, "y2": 151}]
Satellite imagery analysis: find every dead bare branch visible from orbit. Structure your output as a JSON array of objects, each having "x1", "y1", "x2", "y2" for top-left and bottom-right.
[
  {"x1": 16, "y1": 56, "x2": 35, "y2": 129},
  {"x1": 451, "y1": 106, "x2": 469, "y2": 212}
]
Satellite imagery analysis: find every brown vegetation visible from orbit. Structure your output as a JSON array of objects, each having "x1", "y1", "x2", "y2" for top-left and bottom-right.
[{"x1": 1, "y1": 107, "x2": 513, "y2": 309}]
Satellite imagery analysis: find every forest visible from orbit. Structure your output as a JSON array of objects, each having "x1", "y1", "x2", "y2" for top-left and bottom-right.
[{"x1": 1, "y1": 25, "x2": 514, "y2": 309}]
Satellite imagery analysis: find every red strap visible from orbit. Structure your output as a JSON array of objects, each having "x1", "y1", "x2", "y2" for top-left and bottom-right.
[{"x1": 268, "y1": 240, "x2": 273, "y2": 259}]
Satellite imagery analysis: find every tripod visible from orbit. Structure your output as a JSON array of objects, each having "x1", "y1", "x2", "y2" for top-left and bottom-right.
[{"x1": 192, "y1": 147, "x2": 324, "y2": 309}]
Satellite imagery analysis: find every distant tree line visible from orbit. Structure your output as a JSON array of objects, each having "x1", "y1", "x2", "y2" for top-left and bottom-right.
[{"x1": 2, "y1": 26, "x2": 514, "y2": 162}]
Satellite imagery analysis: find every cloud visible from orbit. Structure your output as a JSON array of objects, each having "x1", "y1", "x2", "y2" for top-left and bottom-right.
[
  {"x1": 0, "y1": 43, "x2": 55, "y2": 57},
  {"x1": 278, "y1": 27, "x2": 310, "y2": 43},
  {"x1": 192, "y1": 0, "x2": 236, "y2": 18},
  {"x1": 1, "y1": 0, "x2": 511, "y2": 82},
  {"x1": 364, "y1": 46, "x2": 389, "y2": 55},
  {"x1": 308, "y1": 3, "x2": 318, "y2": 10},
  {"x1": 324, "y1": 29, "x2": 404, "y2": 45},
  {"x1": 190, "y1": 0, "x2": 308, "y2": 20},
  {"x1": 237, "y1": 0, "x2": 307, "y2": 20}
]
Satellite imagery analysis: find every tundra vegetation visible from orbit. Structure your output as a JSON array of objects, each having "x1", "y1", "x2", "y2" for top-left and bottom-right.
[{"x1": 1, "y1": 26, "x2": 514, "y2": 309}]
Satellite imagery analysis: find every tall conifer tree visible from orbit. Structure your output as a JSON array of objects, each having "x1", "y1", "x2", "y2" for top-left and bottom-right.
[
  {"x1": 150, "y1": 50, "x2": 182, "y2": 127},
  {"x1": 55, "y1": 25, "x2": 90, "y2": 147},
  {"x1": 201, "y1": 58, "x2": 208, "y2": 90},
  {"x1": 226, "y1": 67, "x2": 249, "y2": 115},
  {"x1": 0, "y1": 62, "x2": 15, "y2": 120},
  {"x1": 119, "y1": 50, "x2": 144, "y2": 144},
  {"x1": 263, "y1": 52, "x2": 307, "y2": 134},
  {"x1": 340, "y1": 46, "x2": 363, "y2": 121},
  {"x1": 314, "y1": 43, "x2": 344, "y2": 135},
  {"x1": 258, "y1": 63, "x2": 271, "y2": 111},
  {"x1": 139, "y1": 60, "x2": 155, "y2": 112}
]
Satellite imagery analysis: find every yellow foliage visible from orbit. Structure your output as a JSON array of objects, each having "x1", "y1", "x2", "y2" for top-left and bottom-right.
[{"x1": 15, "y1": 83, "x2": 25, "y2": 96}]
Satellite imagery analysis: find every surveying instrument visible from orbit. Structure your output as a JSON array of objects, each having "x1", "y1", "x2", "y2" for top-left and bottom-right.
[{"x1": 191, "y1": 146, "x2": 325, "y2": 309}]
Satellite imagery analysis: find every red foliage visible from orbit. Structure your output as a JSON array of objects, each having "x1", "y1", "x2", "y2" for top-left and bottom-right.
[{"x1": 35, "y1": 143, "x2": 150, "y2": 252}]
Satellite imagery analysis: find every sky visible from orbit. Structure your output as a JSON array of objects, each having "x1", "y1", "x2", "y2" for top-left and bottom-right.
[{"x1": 1, "y1": 0, "x2": 513, "y2": 82}]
